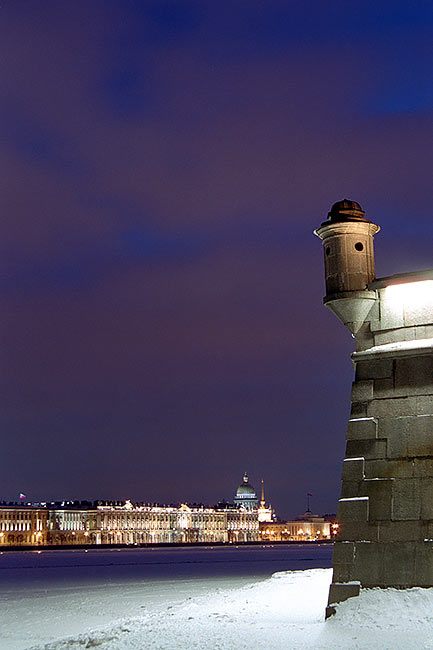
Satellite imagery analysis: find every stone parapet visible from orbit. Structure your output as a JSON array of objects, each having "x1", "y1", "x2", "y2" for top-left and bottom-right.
[
  {"x1": 315, "y1": 201, "x2": 433, "y2": 616},
  {"x1": 330, "y1": 302, "x2": 433, "y2": 609}
]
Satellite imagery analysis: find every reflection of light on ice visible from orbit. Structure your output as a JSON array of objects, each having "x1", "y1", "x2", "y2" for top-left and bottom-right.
[{"x1": 24, "y1": 569, "x2": 433, "y2": 650}]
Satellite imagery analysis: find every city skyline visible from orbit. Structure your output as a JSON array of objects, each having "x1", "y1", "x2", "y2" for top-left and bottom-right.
[
  {"x1": 10, "y1": 472, "x2": 299, "y2": 518},
  {"x1": 1, "y1": 1, "x2": 432, "y2": 520}
]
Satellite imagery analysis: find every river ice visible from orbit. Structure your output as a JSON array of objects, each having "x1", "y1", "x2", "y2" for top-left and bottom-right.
[{"x1": 1, "y1": 547, "x2": 432, "y2": 649}]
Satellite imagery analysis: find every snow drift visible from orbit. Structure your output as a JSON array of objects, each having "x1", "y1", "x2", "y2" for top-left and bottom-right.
[{"x1": 21, "y1": 569, "x2": 433, "y2": 650}]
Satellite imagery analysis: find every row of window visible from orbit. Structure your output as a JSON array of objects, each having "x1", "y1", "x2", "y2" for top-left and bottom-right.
[
  {"x1": 0, "y1": 521, "x2": 43, "y2": 532},
  {"x1": 0, "y1": 512, "x2": 42, "y2": 519}
]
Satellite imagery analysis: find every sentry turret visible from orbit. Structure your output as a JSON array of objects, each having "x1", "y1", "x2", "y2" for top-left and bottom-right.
[{"x1": 314, "y1": 200, "x2": 380, "y2": 334}]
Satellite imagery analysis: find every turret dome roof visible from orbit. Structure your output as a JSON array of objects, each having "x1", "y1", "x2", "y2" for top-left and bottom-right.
[
  {"x1": 314, "y1": 198, "x2": 380, "y2": 236},
  {"x1": 327, "y1": 199, "x2": 366, "y2": 222}
]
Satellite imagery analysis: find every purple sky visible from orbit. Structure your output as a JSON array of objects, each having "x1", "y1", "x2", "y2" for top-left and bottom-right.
[{"x1": 1, "y1": 1, "x2": 432, "y2": 518}]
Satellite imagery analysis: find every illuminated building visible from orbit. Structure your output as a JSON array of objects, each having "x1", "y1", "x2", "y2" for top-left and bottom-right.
[
  {"x1": 97, "y1": 501, "x2": 175, "y2": 545},
  {"x1": 48, "y1": 505, "x2": 98, "y2": 545},
  {"x1": 0, "y1": 476, "x2": 282, "y2": 547},
  {"x1": 233, "y1": 472, "x2": 258, "y2": 510},
  {"x1": 0, "y1": 506, "x2": 48, "y2": 545},
  {"x1": 97, "y1": 501, "x2": 259, "y2": 544},
  {"x1": 0, "y1": 500, "x2": 259, "y2": 546},
  {"x1": 315, "y1": 199, "x2": 433, "y2": 616},
  {"x1": 257, "y1": 480, "x2": 273, "y2": 523},
  {"x1": 260, "y1": 513, "x2": 331, "y2": 541},
  {"x1": 225, "y1": 507, "x2": 259, "y2": 542}
]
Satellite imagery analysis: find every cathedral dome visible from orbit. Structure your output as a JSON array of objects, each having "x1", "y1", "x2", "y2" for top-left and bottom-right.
[
  {"x1": 236, "y1": 472, "x2": 256, "y2": 496},
  {"x1": 236, "y1": 482, "x2": 256, "y2": 496}
]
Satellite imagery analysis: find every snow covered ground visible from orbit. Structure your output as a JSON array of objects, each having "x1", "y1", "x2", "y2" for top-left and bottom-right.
[{"x1": 2, "y1": 565, "x2": 433, "y2": 650}]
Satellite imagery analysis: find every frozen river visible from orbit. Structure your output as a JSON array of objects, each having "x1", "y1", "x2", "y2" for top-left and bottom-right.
[
  {"x1": 1, "y1": 544, "x2": 432, "y2": 650},
  {"x1": 0, "y1": 544, "x2": 332, "y2": 649},
  {"x1": 0, "y1": 542, "x2": 333, "y2": 585}
]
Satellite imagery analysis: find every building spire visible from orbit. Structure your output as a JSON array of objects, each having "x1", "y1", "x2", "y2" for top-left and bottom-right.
[{"x1": 260, "y1": 479, "x2": 265, "y2": 507}]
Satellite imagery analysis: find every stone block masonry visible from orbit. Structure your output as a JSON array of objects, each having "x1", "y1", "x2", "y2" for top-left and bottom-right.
[{"x1": 314, "y1": 200, "x2": 433, "y2": 617}]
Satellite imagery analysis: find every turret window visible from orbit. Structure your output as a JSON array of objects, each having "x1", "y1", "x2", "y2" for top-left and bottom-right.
[
  {"x1": 325, "y1": 246, "x2": 331, "y2": 256},
  {"x1": 355, "y1": 242, "x2": 364, "y2": 251}
]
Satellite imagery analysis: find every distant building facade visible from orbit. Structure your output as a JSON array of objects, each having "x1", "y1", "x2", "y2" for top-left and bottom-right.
[
  {"x1": 0, "y1": 474, "x2": 338, "y2": 547},
  {"x1": 47, "y1": 507, "x2": 97, "y2": 545},
  {"x1": 0, "y1": 501, "x2": 259, "y2": 547},
  {"x1": 97, "y1": 501, "x2": 258, "y2": 544},
  {"x1": 260, "y1": 513, "x2": 331, "y2": 542},
  {"x1": 0, "y1": 507, "x2": 48, "y2": 546}
]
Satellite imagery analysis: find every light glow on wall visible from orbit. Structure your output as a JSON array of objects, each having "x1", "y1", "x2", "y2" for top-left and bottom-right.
[{"x1": 383, "y1": 280, "x2": 433, "y2": 308}]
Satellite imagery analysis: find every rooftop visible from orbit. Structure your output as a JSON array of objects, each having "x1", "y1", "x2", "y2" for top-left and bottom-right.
[{"x1": 368, "y1": 269, "x2": 433, "y2": 290}]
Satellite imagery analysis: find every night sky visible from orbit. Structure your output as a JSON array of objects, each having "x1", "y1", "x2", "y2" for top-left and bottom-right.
[{"x1": 1, "y1": 1, "x2": 432, "y2": 518}]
